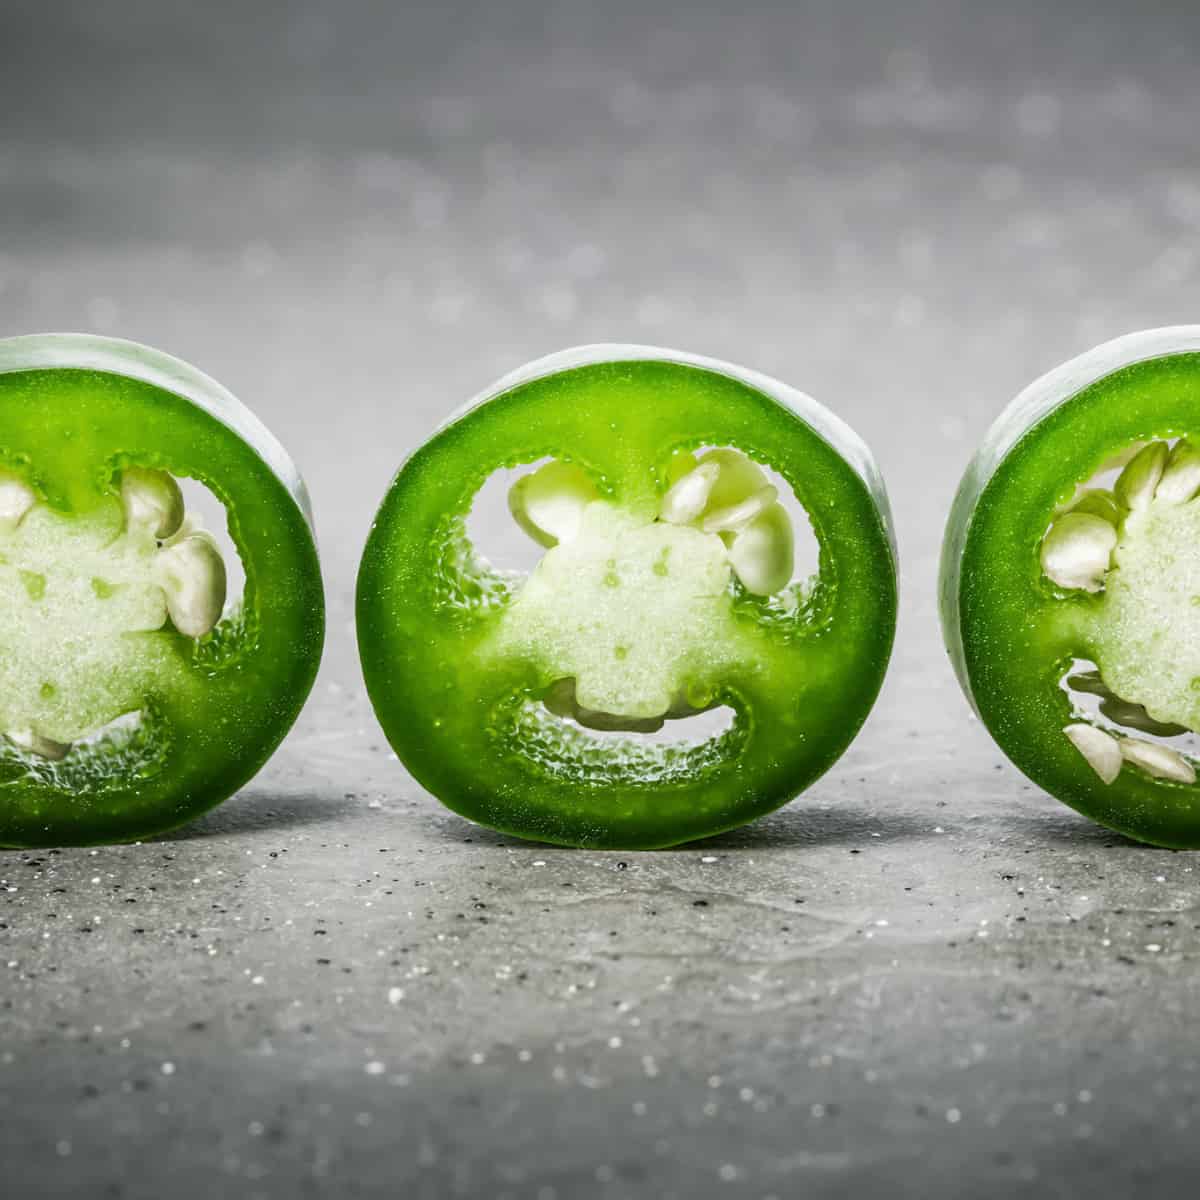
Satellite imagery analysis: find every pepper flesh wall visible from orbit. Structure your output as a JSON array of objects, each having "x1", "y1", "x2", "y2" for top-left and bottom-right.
[
  {"x1": 941, "y1": 327, "x2": 1200, "y2": 848},
  {"x1": 357, "y1": 346, "x2": 897, "y2": 849},
  {"x1": 0, "y1": 335, "x2": 324, "y2": 848}
]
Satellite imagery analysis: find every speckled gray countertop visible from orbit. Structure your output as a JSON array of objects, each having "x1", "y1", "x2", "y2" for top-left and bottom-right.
[{"x1": 2, "y1": 2, "x2": 1200, "y2": 1196}]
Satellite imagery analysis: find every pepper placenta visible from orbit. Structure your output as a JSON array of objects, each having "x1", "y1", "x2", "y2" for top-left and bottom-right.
[
  {"x1": 358, "y1": 346, "x2": 897, "y2": 848},
  {"x1": 0, "y1": 334, "x2": 324, "y2": 847},
  {"x1": 941, "y1": 326, "x2": 1200, "y2": 847}
]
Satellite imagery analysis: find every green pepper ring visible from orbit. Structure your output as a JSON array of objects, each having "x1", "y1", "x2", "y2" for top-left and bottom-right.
[
  {"x1": 941, "y1": 326, "x2": 1200, "y2": 847},
  {"x1": 0, "y1": 334, "x2": 325, "y2": 848},
  {"x1": 358, "y1": 345, "x2": 897, "y2": 849}
]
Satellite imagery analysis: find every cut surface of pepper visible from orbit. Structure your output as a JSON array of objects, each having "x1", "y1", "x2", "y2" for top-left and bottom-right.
[
  {"x1": 0, "y1": 334, "x2": 324, "y2": 847},
  {"x1": 941, "y1": 327, "x2": 1200, "y2": 847},
  {"x1": 358, "y1": 346, "x2": 897, "y2": 849}
]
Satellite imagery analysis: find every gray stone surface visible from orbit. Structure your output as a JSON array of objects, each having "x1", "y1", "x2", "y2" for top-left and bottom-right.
[{"x1": 2, "y1": 1, "x2": 1200, "y2": 1196}]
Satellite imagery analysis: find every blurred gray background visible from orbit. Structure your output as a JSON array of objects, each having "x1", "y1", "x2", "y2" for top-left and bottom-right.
[{"x1": 2, "y1": 1, "x2": 1199, "y2": 1197}]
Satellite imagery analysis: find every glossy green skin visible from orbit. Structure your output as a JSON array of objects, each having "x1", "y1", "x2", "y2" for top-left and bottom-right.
[
  {"x1": 0, "y1": 360, "x2": 324, "y2": 848},
  {"x1": 358, "y1": 357, "x2": 896, "y2": 849},
  {"x1": 942, "y1": 350, "x2": 1200, "y2": 848}
]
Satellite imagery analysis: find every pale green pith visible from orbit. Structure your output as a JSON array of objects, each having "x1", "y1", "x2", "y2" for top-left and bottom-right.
[
  {"x1": 1090, "y1": 498, "x2": 1200, "y2": 731},
  {"x1": 0, "y1": 498, "x2": 178, "y2": 743},
  {"x1": 490, "y1": 501, "x2": 743, "y2": 719}
]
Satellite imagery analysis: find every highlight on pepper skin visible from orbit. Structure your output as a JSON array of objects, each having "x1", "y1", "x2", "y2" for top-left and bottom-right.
[
  {"x1": 357, "y1": 345, "x2": 898, "y2": 849},
  {"x1": 0, "y1": 333, "x2": 325, "y2": 848},
  {"x1": 940, "y1": 326, "x2": 1200, "y2": 848}
]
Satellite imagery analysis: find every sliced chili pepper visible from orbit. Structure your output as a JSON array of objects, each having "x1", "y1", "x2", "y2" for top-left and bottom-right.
[
  {"x1": 0, "y1": 334, "x2": 324, "y2": 847},
  {"x1": 941, "y1": 326, "x2": 1200, "y2": 846},
  {"x1": 358, "y1": 346, "x2": 897, "y2": 848}
]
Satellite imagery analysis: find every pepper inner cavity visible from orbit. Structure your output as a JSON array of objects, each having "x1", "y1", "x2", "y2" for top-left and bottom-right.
[
  {"x1": 1045, "y1": 439, "x2": 1200, "y2": 784},
  {"x1": 0, "y1": 465, "x2": 230, "y2": 760},
  {"x1": 494, "y1": 448, "x2": 803, "y2": 733}
]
